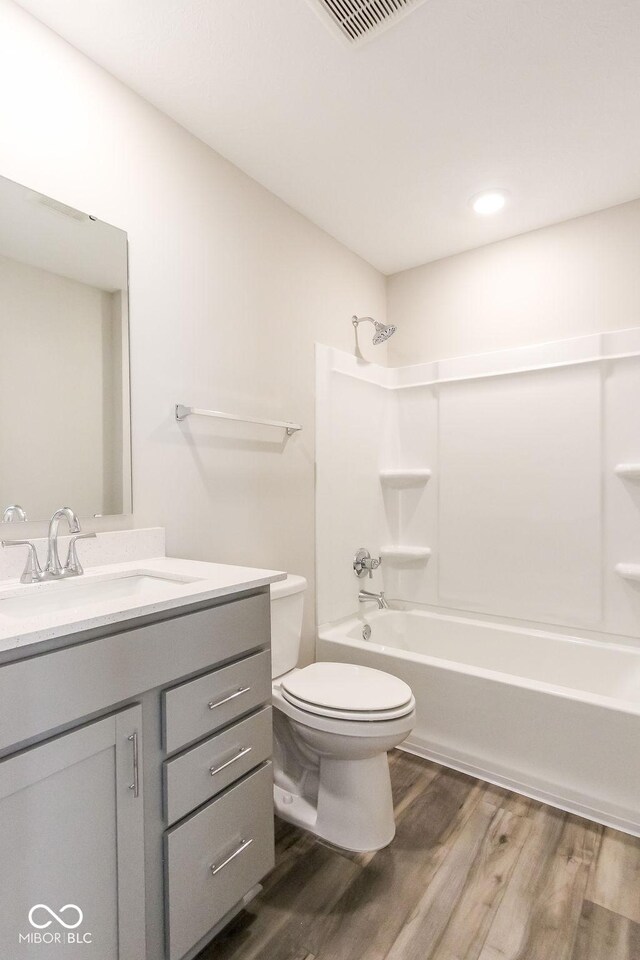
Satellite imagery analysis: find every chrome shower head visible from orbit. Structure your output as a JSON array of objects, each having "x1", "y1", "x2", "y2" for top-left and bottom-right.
[
  {"x1": 351, "y1": 315, "x2": 397, "y2": 345},
  {"x1": 372, "y1": 320, "x2": 397, "y2": 345}
]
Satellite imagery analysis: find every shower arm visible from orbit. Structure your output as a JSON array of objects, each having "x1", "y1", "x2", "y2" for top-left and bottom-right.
[{"x1": 352, "y1": 315, "x2": 374, "y2": 330}]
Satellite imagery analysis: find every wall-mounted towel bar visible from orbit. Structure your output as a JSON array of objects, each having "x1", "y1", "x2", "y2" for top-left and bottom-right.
[{"x1": 175, "y1": 405, "x2": 302, "y2": 436}]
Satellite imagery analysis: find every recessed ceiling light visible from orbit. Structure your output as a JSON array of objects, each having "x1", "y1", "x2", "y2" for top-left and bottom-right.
[{"x1": 471, "y1": 190, "x2": 508, "y2": 216}]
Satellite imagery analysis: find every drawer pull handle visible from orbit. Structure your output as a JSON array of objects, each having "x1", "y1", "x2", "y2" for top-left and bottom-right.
[
  {"x1": 210, "y1": 746, "x2": 252, "y2": 777},
  {"x1": 128, "y1": 732, "x2": 140, "y2": 799},
  {"x1": 208, "y1": 686, "x2": 251, "y2": 711},
  {"x1": 210, "y1": 838, "x2": 254, "y2": 876}
]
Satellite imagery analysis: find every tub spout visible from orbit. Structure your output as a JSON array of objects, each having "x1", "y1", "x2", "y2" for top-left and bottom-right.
[{"x1": 358, "y1": 590, "x2": 389, "y2": 610}]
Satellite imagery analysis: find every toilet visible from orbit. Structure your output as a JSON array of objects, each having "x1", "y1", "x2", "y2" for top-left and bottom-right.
[{"x1": 270, "y1": 575, "x2": 415, "y2": 852}]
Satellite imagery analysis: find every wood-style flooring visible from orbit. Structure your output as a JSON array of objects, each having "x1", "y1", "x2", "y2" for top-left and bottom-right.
[{"x1": 198, "y1": 751, "x2": 640, "y2": 960}]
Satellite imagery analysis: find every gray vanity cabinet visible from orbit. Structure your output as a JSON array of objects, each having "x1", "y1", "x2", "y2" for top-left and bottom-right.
[
  {"x1": 0, "y1": 587, "x2": 275, "y2": 960},
  {"x1": 0, "y1": 704, "x2": 145, "y2": 960}
]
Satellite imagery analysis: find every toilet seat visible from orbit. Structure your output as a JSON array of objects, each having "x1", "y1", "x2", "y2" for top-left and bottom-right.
[
  {"x1": 281, "y1": 688, "x2": 415, "y2": 721},
  {"x1": 273, "y1": 682, "x2": 415, "y2": 739},
  {"x1": 280, "y1": 662, "x2": 415, "y2": 722}
]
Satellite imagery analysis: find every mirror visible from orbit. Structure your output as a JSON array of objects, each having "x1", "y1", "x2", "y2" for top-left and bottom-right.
[{"x1": 0, "y1": 175, "x2": 131, "y2": 521}]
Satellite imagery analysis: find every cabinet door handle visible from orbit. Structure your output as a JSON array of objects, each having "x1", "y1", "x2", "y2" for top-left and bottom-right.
[
  {"x1": 128, "y1": 732, "x2": 139, "y2": 798},
  {"x1": 210, "y1": 838, "x2": 254, "y2": 876},
  {"x1": 209, "y1": 745, "x2": 252, "y2": 777},
  {"x1": 207, "y1": 685, "x2": 251, "y2": 711}
]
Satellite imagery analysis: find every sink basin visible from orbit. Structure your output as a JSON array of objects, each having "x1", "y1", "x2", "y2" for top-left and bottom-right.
[{"x1": 0, "y1": 572, "x2": 201, "y2": 620}]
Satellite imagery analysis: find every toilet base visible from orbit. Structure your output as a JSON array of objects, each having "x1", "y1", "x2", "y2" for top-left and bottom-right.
[{"x1": 274, "y1": 752, "x2": 396, "y2": 853}]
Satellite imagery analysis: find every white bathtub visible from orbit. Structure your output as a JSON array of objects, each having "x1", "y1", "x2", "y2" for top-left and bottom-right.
[{"x1": 317, "y1": 608, "x2": 640, "y2": 835}]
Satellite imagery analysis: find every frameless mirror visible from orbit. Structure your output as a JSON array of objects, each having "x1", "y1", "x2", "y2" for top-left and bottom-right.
[{"x1": 0, "y1": 174, "x2": 131, "y2": 521}]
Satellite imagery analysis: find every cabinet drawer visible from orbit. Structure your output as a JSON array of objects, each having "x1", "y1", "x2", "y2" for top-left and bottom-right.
[
  {"x1": 163, "y1": 706, "x2": 272, "y2": 825},
  {"x1": 163, "y1": 650, "x2": 271, "y2": 754},
  {"x1": 165, "y1": 762, "x2": 274, "y2": 960}
]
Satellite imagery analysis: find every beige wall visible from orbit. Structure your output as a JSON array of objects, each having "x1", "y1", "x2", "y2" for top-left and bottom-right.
[
  {"x1": 387, "y1": 199, "x2": 640, "y2": 366},
  {"x1": 0, "y1": 0, "x2": 386, "y2": 660}
]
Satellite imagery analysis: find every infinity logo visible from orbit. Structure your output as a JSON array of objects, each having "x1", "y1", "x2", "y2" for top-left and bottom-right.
[{"x1": 28, "y1": 905, "x2": 84, "y2": 930}]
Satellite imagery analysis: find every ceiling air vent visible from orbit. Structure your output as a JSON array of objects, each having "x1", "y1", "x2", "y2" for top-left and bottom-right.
[{"x1": 310, "y1": 0, "x2": 430, "y2": 46}]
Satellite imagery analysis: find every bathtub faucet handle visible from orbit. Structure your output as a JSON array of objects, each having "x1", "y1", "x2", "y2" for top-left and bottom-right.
[{"x1": 353, "y1": 548, "x2": 382, "y2": 579}]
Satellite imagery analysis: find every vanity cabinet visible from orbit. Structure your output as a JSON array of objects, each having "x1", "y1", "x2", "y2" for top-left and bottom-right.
[
  {"x1": 0, "y1": 587, "x2": 274, "y2": 960},
  {"x1": 0, "y1": 705, "x2": 145, "y2": 960}
]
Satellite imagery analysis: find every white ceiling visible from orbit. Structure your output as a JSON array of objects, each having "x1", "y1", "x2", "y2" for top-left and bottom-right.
[{"x1": 14, "y1": 0, "x2": 640, "y2": 274}]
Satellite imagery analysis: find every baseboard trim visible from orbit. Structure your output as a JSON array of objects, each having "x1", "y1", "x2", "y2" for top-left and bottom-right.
[{"x1": 399, "y1": 736, "x2": 640, "y2": 838}]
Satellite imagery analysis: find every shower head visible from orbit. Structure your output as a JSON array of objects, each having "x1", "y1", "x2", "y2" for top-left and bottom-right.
[{"x1": 351, "y1": 315, "x2": 397, "y2": 345}]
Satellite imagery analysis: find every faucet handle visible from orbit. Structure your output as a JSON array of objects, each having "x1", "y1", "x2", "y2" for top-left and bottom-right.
[
  {"x1": 1, "y1": 539, "x2": 43, "y2": 584},
  {"x1": 65, "y1": 532, "x2": 97, "y2": 576},
  {"x1": 353, "y1": 548, "x2": 382, "y2": 579}
]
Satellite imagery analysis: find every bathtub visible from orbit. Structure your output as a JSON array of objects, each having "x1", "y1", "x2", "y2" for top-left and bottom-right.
[{"x1": 317, "y1": 608, "x2": 640, "y2": 835}]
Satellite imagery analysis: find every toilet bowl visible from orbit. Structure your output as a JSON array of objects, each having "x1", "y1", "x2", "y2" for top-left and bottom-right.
[{"x1": 270, "y1": 576, "x2": 415, "y2": 852}]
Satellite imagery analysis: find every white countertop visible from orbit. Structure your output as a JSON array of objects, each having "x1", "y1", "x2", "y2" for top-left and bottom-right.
[{"x1": 0, "y1": 555, "x2": 285, "y2": 656}]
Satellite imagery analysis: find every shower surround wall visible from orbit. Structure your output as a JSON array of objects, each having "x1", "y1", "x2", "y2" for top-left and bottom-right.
[{"x1": 316, "y1": 328, "x2": 640, "y2": 642}]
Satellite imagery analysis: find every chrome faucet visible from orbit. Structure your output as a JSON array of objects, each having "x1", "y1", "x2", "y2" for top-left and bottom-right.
[
  {"x1": 2, "y1": 504, "x2": 27, "y2": 522},
  {"x1": 1, "y1": 506, "x2": 96, "y2": 583},
  {"x1": 358, "y1": 590, "x2": 389, "y2": 610},
  {"x1": 45, "y1": 507, "x2": 81, "y2": 577}
]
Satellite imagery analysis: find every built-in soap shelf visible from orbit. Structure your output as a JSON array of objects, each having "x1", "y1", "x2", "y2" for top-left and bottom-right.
[
  {"x1": 615, "y1": 464, "x2": 640, "y2": 480},
  {"x1": 379, "y1": 468, "x2": 432, "y2": 488},
  {"x1": 615, "y1": 563, "x2": 640, "y2": 582},
  {"x1": 380, "y1": 546, "x2": 432, "y2": 564}
]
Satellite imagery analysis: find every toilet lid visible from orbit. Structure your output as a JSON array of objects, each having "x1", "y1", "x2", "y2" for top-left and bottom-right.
[
  {"x1": 281, "y1": 687, "x2": 415, "y2": 722},
  {"x1": 281, "y1": 662, "x2": 413, "y2": 715}
]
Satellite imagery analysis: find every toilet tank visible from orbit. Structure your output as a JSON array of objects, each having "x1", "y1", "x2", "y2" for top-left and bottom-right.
[{"x1": 270, "y1": 574, "x2": 307, "y2": 679}]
